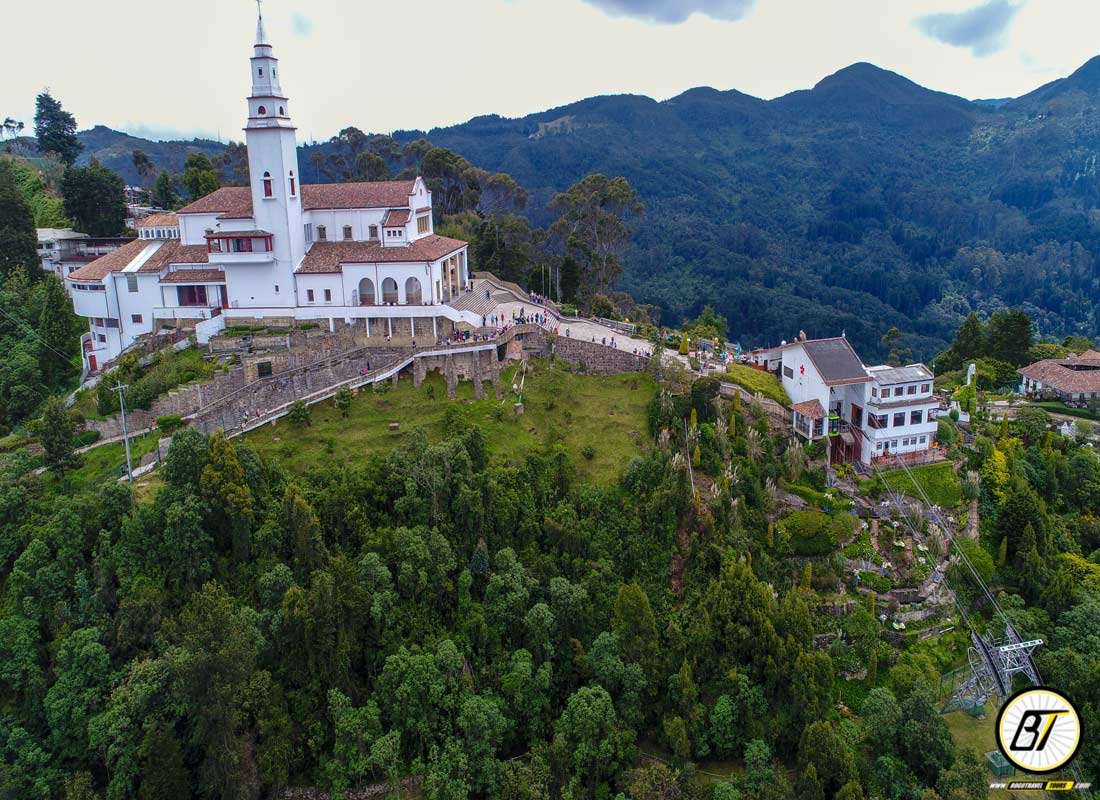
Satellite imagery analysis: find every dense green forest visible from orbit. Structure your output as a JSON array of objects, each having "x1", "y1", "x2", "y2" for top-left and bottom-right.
[
  {"x1": 61, "y1": 56, "x2": 1100, "y2": 360},
  {"x1": 2, "y1": 330, "x2": 1099, "y2": 799}
]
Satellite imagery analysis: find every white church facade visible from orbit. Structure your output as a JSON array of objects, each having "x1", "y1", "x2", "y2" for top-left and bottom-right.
[{"x1": 67, "y1": 12, "x2": 477, "y2": 372}]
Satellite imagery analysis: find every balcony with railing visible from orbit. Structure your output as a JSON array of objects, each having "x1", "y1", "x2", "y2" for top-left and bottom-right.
[{"x1": 206, "y1": 231, "x2": 275, "y2": 264}]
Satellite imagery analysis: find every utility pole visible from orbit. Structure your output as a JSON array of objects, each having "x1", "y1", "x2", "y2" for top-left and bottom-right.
[{"x1": 113, "y1": 382, "x2": 133, "y2": 482}]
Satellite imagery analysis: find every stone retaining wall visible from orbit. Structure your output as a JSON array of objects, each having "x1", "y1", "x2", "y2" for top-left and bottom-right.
[
  {"x1": 538, "y1": 333, "x2": 649, "y2": 376},
  {"x1": 191, "y1": 346, "x2": 409, "y2": 435}
]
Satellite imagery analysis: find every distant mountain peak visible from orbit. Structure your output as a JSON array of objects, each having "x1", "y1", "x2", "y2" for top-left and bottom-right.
[
  {"x1": 811, "y1": 62, "x2": 950, "y2": 105},
  {"x1": 1009, "y1": 54, "x2": 1100, "y2": 109}
]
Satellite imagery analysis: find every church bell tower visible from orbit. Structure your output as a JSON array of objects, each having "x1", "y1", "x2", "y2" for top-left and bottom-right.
[{"x1": 244, "y1": 5, "x2": 304, "y2": 306}]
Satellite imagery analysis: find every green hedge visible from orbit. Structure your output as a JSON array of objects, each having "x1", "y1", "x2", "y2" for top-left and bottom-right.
[
  {"x1": 787, "y1": 482, "x2": 853, "y2": 511},
  {"x1": 859, "y1": 570, "x2": 892, "y2": 593},
  {"x1": 155, "y1": 415, "x2": 185, "y2": 434},
  {"x1": 780, "y1": 510, "x2": 856, "y2": 556},
  {"x1": 724, "y1": 364, "x2": 791, "y2": 406}
]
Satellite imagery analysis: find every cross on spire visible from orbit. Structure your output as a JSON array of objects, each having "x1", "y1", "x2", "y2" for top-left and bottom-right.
[{"x1": 254, "y1": 0, "x2": 269, "y2": 45}]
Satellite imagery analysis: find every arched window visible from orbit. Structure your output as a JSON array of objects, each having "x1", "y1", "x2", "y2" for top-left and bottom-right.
[
  {"x1": 278, "y1": 106, "x2": 285, "y2": 115},
  {"x1": 258, "y1": 105, "x2": 266, "y2": 116},
  {"x1": 288, "y1": 171, "x2": 296, "y2": 196},
  {"x1": 317, "y1": 225, "x2": 327, "y2": 241},
  {"x1": 342, "y1": 225, "x2": 353, "y2": 240},
  {"x1": 258, "y1": 67, "x2": 264, "y2": 76},
  {"x1": 382, "y1": 277, "x2": 398, "y2": 304},
  {"x1": 262, "y1": 171, "x2": 273, "y2": 198},
  {"x1": 405, "y1": 276, "x2": 423, "y2": 304},
  {"x1": 357, "y1": 277, "x2": 375, "y2": 306}
]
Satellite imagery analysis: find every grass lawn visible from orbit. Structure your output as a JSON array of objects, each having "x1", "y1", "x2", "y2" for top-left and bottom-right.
[
  {"x1": 1027, "y1": 401, "x2": 1100, "y2": 421},
  {"x1": 244, "y1": 360, "x2": 655, "y2": 484},
  {"x1": 723, "y1": 364, "x2": 791, "y2": 406},
  {"x1": 876, "y1": 462, "x2": 962, "y2": 507},
  {"x1": 46, "y1": 433, "x2": 162, "y2": 491}
]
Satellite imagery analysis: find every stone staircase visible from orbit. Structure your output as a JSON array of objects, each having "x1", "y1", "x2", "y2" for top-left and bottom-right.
[{"x1": 446, "y1": 288, "x2": 501, "y2": 320}]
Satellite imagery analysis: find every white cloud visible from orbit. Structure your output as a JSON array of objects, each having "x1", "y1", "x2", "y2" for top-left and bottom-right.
[
  {"x1": 915, "y1": 0, "x2": 1023, "y2": 58},
  {"x1": 582, "y1": 0, "x2": 754, "y2": 24}
]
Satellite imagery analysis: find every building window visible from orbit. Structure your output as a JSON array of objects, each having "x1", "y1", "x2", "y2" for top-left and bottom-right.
[
  {"x1": 126, "y1": 275, "x2": 138, "y2": 293},
  {"x1": 131, "y1": 314, "x2": 143, "y2": 324},
  {"x1": 230, "y1": 238, "x2": 252, "y2": 253},
  {"x1": 893, "y1": 412, "x2": 905, "y2": 427},
  {"x1": 369, "y1": 225, "x2": 378, "y2": 239},
  {"x1": 881, "y1": 387, "x2": 891, "y2": 398},
  {"x1": 258, "y1": 67, "x2": 263, "y2": 76},
  {"x1": 257, "y1": 361, "x2": 273, "y2": 378},
  {"x1": 920, "y1": 383, "x2": 930, "y2": 393},
  {"x1": 919, "y1": 435, "x2": 927, "y2": 444},
  {"x1": 783, "y1": 366, "x2": 794, "y2": 379},
  {"x1": 927, "y1": 409, "x2": 937, "y2": 423},
  {"x1": 289, "y1": 171, "x2": 296, "y2": 196},
  {"x1": 910, "y1": 410, "x2": 922, "y2": 425},
  {"x1": 324, "y1": 289, "x2": 332, "y2": 302},
  {"x1": 97, "y1": 334, "x2": 106, "y2": 343},
  {"x1": 317, "y1": 225, "x2": 327, "y2": 241},
  {"x1": 907, "y1": 385, "x2": 916, "y2": 395},
  {"x1": 343, "y1": 225, "x2": 353, "y2": 241},
  {"x1": 417, "y1": 215, "x2": 430, "y2": 234},
  {"x1": 871, "y1": 387, "x2": 878, "y2": 397},
  {"x1": 275, "y1": 284, "x2": 280, "y2": 294},
  {"x1": 279, "y1": 106, "x2": 285, "y2": 115},
  {"x1": 263, "y1": 171, "x2": 273, "y2": 198},
  {"x1": 303, "y1": 223, "x2": 312, "y2": 242},
  {"x1": 258, "y1": 105, "x2": 266, "y2": 116},
  {"x1": 891, "y1": 440, "x2": 898, "y2": 449},
  {"x1": 307, "y1": 289, "x2": 315, "y2": 302}
]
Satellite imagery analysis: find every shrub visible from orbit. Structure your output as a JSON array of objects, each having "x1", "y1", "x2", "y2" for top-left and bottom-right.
[
  {"x1": 859, "y1": 570, "x2": 892, "y2": 593},
  {"x1": 73, "y1": 430, "x2": 101, "y2": 448},
  {"x1": 787, "y1": 482, "x2": 852, "y2": 511},
  {"x1": 780, "y1": 510, "x2": 839, "y2": 556},
  {"x1": 582, "y1": 445, "x2": 595, "y2": 460},
  {"x1": 155, "y1": 414, "x2": 184, "y2": 434},
  {"x1": 287, "y1": 400, "x2": 311, "y2": 427}
]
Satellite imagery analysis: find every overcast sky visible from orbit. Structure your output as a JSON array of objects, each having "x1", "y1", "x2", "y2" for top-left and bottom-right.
[{"x1": 4, "y1": 0, "x2": 1100, "y2": 143}]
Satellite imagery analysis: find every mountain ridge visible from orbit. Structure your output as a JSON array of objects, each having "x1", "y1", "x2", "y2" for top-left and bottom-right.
[{"x1": 63, "y1": 57, "x2": 1100, "y2": 359}]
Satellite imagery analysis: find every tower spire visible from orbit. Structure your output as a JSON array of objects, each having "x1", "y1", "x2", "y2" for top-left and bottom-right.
[{"x1": 255, "y1": 0, "x2": 268, "y2": 45}]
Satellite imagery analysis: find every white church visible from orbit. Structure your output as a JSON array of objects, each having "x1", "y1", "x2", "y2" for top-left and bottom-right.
[{"x1": 68, "y1": 12, "x2": 478, "y2": 372}]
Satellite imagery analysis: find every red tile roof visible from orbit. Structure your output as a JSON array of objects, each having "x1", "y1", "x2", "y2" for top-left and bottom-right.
[
  {"x1": 136, "y1": 213, "x2": 179, "y2": 228},
  {"x1": 302, "y1": 180, "x2": 416, "y2": 211},
  {"x1": 176, "y1": 179, "x2": 418, "y2": 217},
  {"x1": 1018, "y1": 357, "x2": 1100, "y2": 394},
  {"x1": 176, "y1": 187, "x2": 254, "y2": 218},
  {"x1": 65, "y1": 239, "x2": 146, "y2": 281},
  {"x1": 792, "y1": 399, "x2": 826, "y2": 420},
  {"x1": 383, "y1": 209, "x2": 411, "y2": 226},
  {"x1": 160, "y1": 269, "x2": 226, "y2": 284},
  {"x1": 140, "y1": 242, "x2": 210, "y2": 273},
  {"x1": 297, "y1": 236, "x2": 467, "y2": 274}
]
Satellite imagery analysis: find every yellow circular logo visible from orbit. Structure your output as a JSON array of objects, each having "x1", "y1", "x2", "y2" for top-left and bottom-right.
[{"x1": 996, "y1": 688, "x2": 1082, "y2": 774}]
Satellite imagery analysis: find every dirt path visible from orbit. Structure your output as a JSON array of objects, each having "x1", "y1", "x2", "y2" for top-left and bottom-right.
[{"x1": 967, "y1": 498, "x2": 979, "y2": 541}]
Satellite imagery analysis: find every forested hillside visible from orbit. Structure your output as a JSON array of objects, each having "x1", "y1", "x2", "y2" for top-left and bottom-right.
[
  {"x1": 4, "y1": 338, "x2": 1100, "y2": 799},
  {"x1": 71, "y1": 56, "x2": 1100, "y2": 359}
]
